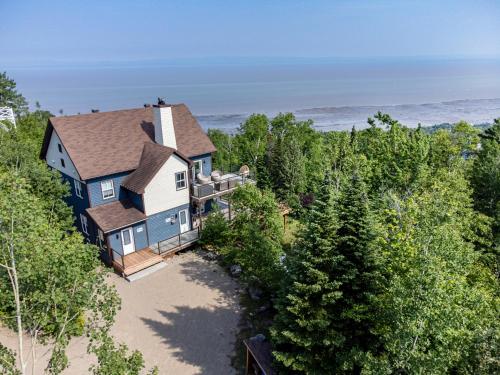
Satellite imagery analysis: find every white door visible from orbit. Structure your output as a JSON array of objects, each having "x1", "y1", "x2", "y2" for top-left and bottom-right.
[
  {"x1": 192, "y1": 160, "x2": 203, "y2": 180},
  {"x1": 179, "y1": 209, "x2": 190, "y2": 233},
  {"x1": 121, "y1": 227, "x2": 135, "y2": 255}
]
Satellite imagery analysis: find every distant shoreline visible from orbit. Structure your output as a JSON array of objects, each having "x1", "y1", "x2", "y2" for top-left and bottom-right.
[{"x1": 196, "y1": 98, "x2": 500, "y2": 132}]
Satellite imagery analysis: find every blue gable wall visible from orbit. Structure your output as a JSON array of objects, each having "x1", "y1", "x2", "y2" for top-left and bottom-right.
[
  {"x1": 146, "y1": 203, "x2": 191, "y2": 245},
  {"x1": 108, "y1": 221, "x2": 148, "y2": 255},
  {"x1": 191, "y1": 153, "x2": 212, "y2": 176},
  {"x1": 58, "y1": 170, "x2": 97, "y2": 239},
  {"x1": 127, "y1": 190, "x2": 144, "y2": 212},
  {"x1": 87, "y1": 172, "x2": 130, "y2": 207}
]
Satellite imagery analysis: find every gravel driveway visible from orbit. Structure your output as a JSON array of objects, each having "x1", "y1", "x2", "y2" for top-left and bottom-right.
[{"x1": 0, "y1": 251, "x2": 242, "y2": 374}]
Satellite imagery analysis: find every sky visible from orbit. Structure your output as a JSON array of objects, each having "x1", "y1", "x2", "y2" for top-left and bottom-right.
[{"x1": 1, "y1": 0, "x2": 499, "y2": 67}]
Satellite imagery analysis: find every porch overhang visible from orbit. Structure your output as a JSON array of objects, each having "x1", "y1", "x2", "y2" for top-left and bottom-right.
[{"x1": 87, "y1": 200, "x2": 146, "y2": 233}]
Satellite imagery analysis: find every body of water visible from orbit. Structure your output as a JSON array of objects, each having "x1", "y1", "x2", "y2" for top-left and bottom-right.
[{"x1": 8, "y1": 58, "x2": 500, "y2": 131}]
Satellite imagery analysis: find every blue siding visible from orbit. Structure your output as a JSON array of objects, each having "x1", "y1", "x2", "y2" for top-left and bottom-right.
[
  {"x1": 127, "y1": 190, "x2": 144, "y2": 212},
  {"x1": 87, "y1": 172, "x2": 130, "y2": 207},
  {"x1": 58, "y1": 171, "x2": 95, "y2": 240},
  {"x1": 146, "y1": 204, "x2": 191, "y2": 245},
  {"x1": 108, "y1": 221, "x2": 148, "y2": 255},
  {"x1": 191, "y1": 153, "x2": 212, "y2": 176}
]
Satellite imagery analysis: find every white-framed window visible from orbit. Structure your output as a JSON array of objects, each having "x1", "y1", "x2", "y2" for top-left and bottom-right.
[
  {"x1": 193, "y1": 160, "x2": 203, "y2": 179},
  {"x1": 175, "y1": 171, "x2": 187, "y2": 190},
  {"x1": 100, "y1": 180, "x2": 115, "y2": 199},
  {"x1": 74, "y1": 180, "x2": 83, "y2": 198},
  {"x1": 80, "y1": 214, "x2": 89, "y2": 235}
]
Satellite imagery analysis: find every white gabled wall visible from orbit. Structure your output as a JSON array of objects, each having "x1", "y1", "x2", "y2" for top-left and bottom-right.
[
  {"x1": 46, "y1": 130, "x2": 81, "y2": 180},
  {"x1": 153, "y1": 106, "x2": 177, "y2": 149},
  {"x1": 143, "y1": 154, "x2": 190, "y2": 216}
]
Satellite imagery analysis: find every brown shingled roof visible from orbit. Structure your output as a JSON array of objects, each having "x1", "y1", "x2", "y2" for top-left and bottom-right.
[
  {"x1": 122, "y1": 142, "x2": 191, "y2": 194},
  {"x1": 43, "y1": 104, "x2": 216, "y2": 180},
  {"x1": 86, "y1": 200, "x2": 146, "y2": 233}
]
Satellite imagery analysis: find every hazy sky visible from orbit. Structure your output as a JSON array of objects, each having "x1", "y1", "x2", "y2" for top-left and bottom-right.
[{"x1": 1, "y1": 0, "x2": 499, "y2": 66}]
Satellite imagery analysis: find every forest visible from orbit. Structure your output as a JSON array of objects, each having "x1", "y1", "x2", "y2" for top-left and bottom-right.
[
  {"x1": 0, "y1": 70, "x2": 499, "y2": 374},
  {"x1": 203, "y1": 112, "x2": 500, "y2": 373}
]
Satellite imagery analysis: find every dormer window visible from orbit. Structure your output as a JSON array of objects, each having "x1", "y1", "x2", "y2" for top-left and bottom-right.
[
  {"x1": 57, "y1": 143, "x2": 63, "y2": 153},
  {"x1": 101, "y1": 180, "x2": 115, "y2": 199}
]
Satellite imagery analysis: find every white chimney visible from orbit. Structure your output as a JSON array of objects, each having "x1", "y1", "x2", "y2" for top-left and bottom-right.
[{"x1": 153, "y1": 104, "x2": 177, "y2": 149}]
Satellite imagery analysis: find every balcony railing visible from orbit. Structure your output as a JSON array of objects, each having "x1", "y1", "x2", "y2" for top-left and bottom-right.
[
  {"x1": 191, "y1": 172, "x2": 254, "y2": 200},
  {"x1": 150, "y1": 227, "x2": 200, "y2": 255}
]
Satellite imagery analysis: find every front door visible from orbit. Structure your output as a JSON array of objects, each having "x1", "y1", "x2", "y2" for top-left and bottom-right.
[
  {"x1": 121, "y1": 227, "x2": 135, "y2": 255},
  {"x1": 179, "y1": 209, "x2": 190, "y2": 233}
]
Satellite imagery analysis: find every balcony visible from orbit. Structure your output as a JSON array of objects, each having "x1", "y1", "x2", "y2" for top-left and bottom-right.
[{"x1": 191, "y1": 171, "x2": 255, "y2": 202}]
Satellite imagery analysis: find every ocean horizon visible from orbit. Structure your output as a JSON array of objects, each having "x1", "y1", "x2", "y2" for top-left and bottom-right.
[{"x1": 8, "y1": 57, "x2": 500, "y2": 131}]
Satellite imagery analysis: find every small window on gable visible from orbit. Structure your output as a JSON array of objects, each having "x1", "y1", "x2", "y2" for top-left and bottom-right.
[
  {"x1": 175, "y1": 171, "x2": 187, "y2": 190},
  {"x1": 80, "y1": 214, "x2": 89, "y2": 235},
  {"x1": 57, "y1": 143, "x2": 63, "y2": 153},
  {"x1": 60, "y1": 158, "x2": 66, "y2": 168},
  {"x1": 74, "y1": 180, "x2": 83, "y2": 199},
  {"x1": 101, "y1": 180, "x2": 115, "y2": 200}
]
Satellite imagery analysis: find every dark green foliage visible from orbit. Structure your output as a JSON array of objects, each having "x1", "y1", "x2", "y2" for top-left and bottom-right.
[
  {"x1": 471, "y1": 119, "x2": 500, "y2": 275},
  {"x1": 200, "y1": 205, "x2": 231, "y2": 249},
  {"x1": 207, "y1": 185, "x2": 284, "y2": 290},
  {"x1": 0, "y1": 344, "x2": 21, "y2": 375},
  {"x1": 272, "y1": 173, "x2": 381, "y2": 373},
  {"x1": 89, "y1": 332, "x2": 147, "y2": 375},
  {"x1": 0, "y1": 72, "x2": 28, "y2": 115},
  {"x1": 207, "y1": 128, "x2": 239, "y2": 172}
]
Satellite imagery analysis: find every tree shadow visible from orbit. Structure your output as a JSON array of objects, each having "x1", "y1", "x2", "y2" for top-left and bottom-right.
[
  {"x1": 177, "y1": 255, "x2": 241, "y2": 306},
  {"x1": 141, "y1": 306, "x2": 240, "y2": 375}
]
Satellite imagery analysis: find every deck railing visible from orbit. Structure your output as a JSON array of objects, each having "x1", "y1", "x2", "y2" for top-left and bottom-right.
[
  {"x1": 111, "y1": 249, "x2": 125, "y2": 269},
  {"x1": 151, "y1": 227, "x2": 200, "y2": 255},
  {"x1": 191, "y1": 172, "x2": 253, "y2": 199}
]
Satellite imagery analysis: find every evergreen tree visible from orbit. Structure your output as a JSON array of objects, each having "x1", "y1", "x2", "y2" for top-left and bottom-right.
[
  {"x1": 0, "y1": 72, "x2": 28, "y2": 116},
  {"x1": 271, "y1": 173, "x2": 380, "y2": 374},
  {"x1": 271, "y1": 176, "x2": 339, "y2": 373}
]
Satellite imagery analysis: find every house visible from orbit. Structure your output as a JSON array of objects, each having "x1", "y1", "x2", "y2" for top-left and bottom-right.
[{"x1": 40, "y1": 101, "x2": 252, "y2": 277}]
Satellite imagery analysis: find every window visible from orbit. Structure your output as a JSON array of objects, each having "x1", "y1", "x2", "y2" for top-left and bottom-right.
[
  {"x1": 60, "y1": 158, "x2": 66, "y2": 168},
  {"x1": 101, "y1": 180, "x2": 115, "y2": 199},
  {"x1": 57, "y1": 143, "x2": 63, "y2": 153},
  {"x1": 80, "y1": 214, "x2": 88, "y2": 234},
  {"x1": 74, "y1": 180, "x2": 83, "y2": 198},
  {"x1": 175, "y1": 171, "x2": 186, "y2": 190},
  {"x1": 98, "y1": 229, "x2": 104, "y2": 242},
  {"x1": 193, "y1": 160, "x2": 203, "y2": 179}
]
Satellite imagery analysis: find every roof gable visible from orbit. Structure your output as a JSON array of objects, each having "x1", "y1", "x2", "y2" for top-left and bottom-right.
[
  {"x1": 121, "y1": 142, "x2": 190, "y2": 194},
  {"x1": 41, "y1": 104, "x2": 215, "y2": 180}
]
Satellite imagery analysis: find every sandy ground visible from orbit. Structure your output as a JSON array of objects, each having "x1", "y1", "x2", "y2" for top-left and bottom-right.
[{"x1": 0, "y1": 251, "x2": 242, "y2": 374}]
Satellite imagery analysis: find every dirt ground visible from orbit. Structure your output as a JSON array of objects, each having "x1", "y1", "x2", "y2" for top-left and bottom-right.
[{"x1": 0, "y1": 251, "x2": 242, "y2": 374}]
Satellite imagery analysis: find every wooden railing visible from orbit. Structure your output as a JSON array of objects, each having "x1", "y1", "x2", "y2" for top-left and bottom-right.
[{"x1": 112, "y1": 249, "x2": 125, "y2": 269}]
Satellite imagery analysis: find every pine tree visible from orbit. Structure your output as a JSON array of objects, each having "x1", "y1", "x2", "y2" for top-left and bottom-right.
[
  {"x1": 271, "y1": 172, "x2": 381, "y2": 374},
  {"x1": 332, "y1": 172, "x2": 381, "y2": 371},
  {"x1": 271, "y1": 176, "x2": 340, "y2": 373}
]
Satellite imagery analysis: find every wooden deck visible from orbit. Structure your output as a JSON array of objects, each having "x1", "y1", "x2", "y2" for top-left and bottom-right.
[{"x1": 113, "y1": 248, "x2": 163, "y2": 277}]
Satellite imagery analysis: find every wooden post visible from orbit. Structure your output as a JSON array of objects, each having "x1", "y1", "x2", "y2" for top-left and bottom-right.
[{"x1": 228, "y1": 200, "x2": 232, "y2": 221}]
